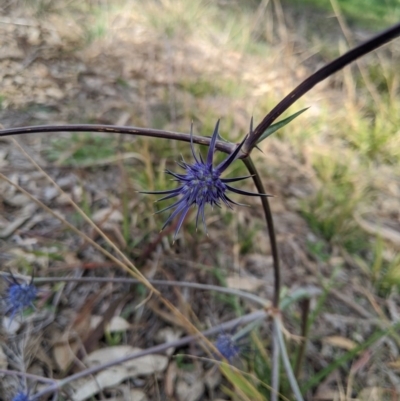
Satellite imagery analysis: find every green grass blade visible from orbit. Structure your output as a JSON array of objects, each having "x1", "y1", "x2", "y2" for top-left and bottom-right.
[
  {"x1": 302, "y1": 321, "x2": 400, "y2": 393},
  {"x1": 220, "y1": 364, "x2": 265, "y2": 401},
  {"x1": 256, "y1": 108, "x2": 309, "y2": 144}
]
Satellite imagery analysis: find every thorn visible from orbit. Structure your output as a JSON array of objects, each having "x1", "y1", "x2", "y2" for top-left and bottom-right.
[{"x1": 254, "y1": 145, "x2": 264, "y2": 154}]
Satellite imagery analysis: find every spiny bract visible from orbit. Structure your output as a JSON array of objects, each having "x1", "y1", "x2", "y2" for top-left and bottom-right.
[{"x1": 143, "y1": 120, "x2": 270, "y2": 239}]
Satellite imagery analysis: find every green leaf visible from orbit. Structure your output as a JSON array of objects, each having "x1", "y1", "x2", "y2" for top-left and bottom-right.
[
  {"x1": 220, "y1": 364, "x2": 265, "y2": 401},
  {"x1": 256, "y1": 108, "x2": 309, "y2": 144}
]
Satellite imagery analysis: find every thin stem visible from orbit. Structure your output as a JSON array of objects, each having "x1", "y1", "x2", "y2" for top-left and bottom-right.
[
  {"x1": 271, "y1": 320, "x2": 280, "y2": 401},
  {"x1": 0, "y1": 272, "x2": 271, "y2": 308},
  {"x1": 30, "y1": 310, "x2": 268, "y2": 400},
  {"x1": 0, "y1": 124, "x2": 235, "y2": 154},
  {"x1": 242, "y1": 156, "x2": 281, "y2": 401},
  {"x1": 242, "y1": 157, "x2": 280, "y2": 308},
  {"x1": 0, "y1": 369, "x2": 56, "y2": 384},
  {"x1": 275, "y1": 317, "x2": 305, "y2": 401},
  {"x1": 245, "y1": 21, "x2": 400, "y2": 152}
]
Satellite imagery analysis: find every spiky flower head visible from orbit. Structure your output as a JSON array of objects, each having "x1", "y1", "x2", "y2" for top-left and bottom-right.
[
  {"x1": 143, "y1": 120, "x2": 270, "y2": 238},
  {"x1": 2, "y1": 273, "x2": 37, "y2": 321}
]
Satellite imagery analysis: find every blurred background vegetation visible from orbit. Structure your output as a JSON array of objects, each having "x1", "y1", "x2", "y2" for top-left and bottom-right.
[{"x1": 1, "y1": 0, "x2": 400, "y2": 399}]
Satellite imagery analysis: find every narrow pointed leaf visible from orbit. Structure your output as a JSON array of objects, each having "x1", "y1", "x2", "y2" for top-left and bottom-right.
[{"x1": 256, "y1": 108, "x2": 308, "y2": 144}]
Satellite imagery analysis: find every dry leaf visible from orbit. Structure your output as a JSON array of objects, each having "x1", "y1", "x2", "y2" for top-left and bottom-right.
[
  {"x1": 155, "y1": 327, "x2": 182, "y2": 356},
  {"x1": 2, "y1": 316, "x2": 21, "y2": 334},
  {"x1": 313, "y1": 370, "x2": 341, "y2": 400},
  {"x1": 90, "y1": 315, "x2": 131, "y2": 332},
  {"x1": 72, "y1": 366, "x2": 129, "y2": 401},
  {"x1": 46, "y1": 87, "x2": 64, "y2": 100},
  {"x1": 53, "y1": 340, "x2": 80, "y2": 371},
  {"x1": 0, "y1": 203, "x2": 37, "y2": 238},
  {"x1": 313, "y1": 389, "x2": 339, "y2": 400},
  {"x1": 106, "y1": 389, "x2": 148, "y2": 401},
  {"x1": 323, "y1": 336, "x2": 357, "y2": 351},
  {"x1": 358, "y1": 387, "x2": 386, "y2": 401},
  {"x1": 388, "y1": 358, "x2": 400, "y2": 370},
  {"x1": 107, "y1": 316, "x2": 131, "y2": 332},
  {"x1": 71, "y1": 347, "x2": 168, "y2": 401},
  {"x1": 351, "y1": 350, "x2": 371, "y2": 373},
  {"x1": 85, "y1": 346, "x2": 169, "y2": 376},
  {"x1": 165, "y1": 361, "x2": 178, "y2": 397},
  {"x1": 0, "y1": 346, "x2": 7, "y2": 371},
  {"x1": 226, "y1": 275, "x2": 264, "y2": 291},
  {"x1": 92, "y1": 208, "x2": 123, "y2": 224},
  {"x1": 204, "y1": 367, "x2": 221, "y2": 391},
  {"x1": 176, "y1": 378, "x2": 204, "y2": 401}
]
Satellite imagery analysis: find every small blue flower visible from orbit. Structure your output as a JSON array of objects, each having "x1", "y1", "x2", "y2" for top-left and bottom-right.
[
  {"x1": 2, "y1": 273, "x2": 37, "y2": 322},
  {"x1": 143, "y1": 120, "x2": 270, "y2": 238},
  {"x1": 215, "y1": 332, "x2": 241, "y2": 362},
  {"x1": 12, "y1": 391, "x2": 30, "y2": 401}
]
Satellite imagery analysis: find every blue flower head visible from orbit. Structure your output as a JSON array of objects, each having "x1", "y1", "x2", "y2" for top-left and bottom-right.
[
  {"x1": 214, "y1": 320, "x2": 259, "y2": 363},
  {"x1": 12, "y1": 391, "x2": 30, "y2": 401},
  {"x1": 215, "y1": 332, "x2": 241, "y2": 363},
  {"x1": 2, "y1": 273, "x2": 37, "y2": 321},
  {"x1": 143, "y1": 120, "x2": 270, "y2": 239}
]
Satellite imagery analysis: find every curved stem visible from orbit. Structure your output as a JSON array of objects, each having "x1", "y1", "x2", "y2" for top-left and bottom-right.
[
  {"x1": 0, "y1": 272, "x2": 271, "y2": 308},
  {"x1": 242, "y1": 157, "x2": 280, "y2": 308},
  {"x1": 0, "y1": 124, "x2": 234, "y2": 154},
  {"x1": 245, "y1": 21, "x2": 400, "y2": 152}
]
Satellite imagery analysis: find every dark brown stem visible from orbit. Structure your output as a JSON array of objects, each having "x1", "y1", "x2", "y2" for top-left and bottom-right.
[
  {"x1": 245, "y1": 21, "x2": 400, "y2": 152},
  {"x1": 242, "y1": 156, "x2": 281, "y2": 397},
  {"x1": 0, "y1": 124, "x2": 235, "y2": 154},
  {"x1": 242, "y1": 157, "x2": 280, "y2": 308}
]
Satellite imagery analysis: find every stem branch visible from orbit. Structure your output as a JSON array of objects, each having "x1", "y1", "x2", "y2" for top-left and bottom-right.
[{"x1": 0, "y1": 124, "x2": 234, "y2": 154}]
